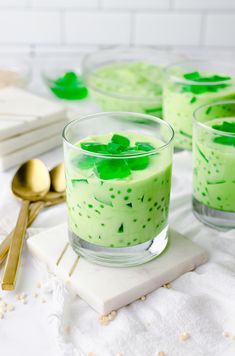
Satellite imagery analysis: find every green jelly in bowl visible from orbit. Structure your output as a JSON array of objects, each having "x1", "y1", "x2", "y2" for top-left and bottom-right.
[
  {"x1": 42, "y1": 68, "x2": 88, "y2": 100},
  {"x1": 82, "y1": 47, "x2": 183, "y2": 118}
]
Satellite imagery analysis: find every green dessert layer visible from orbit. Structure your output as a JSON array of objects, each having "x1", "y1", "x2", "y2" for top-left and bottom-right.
[
  {"x1": 66, "y1": 132, "x2": 172, "y2": 248},
  {"x1": 163, "y1": 70, "x2": 235, "y2": 150},
  {"x1": 87, "y1": 62, "x2": 163, "y2": 117},
  {"x1": 193, "y1": 117, "x2": 235, "y2": 212}
]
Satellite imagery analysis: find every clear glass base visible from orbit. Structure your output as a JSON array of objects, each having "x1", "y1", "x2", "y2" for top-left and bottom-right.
[
  {"x1": 69, "y1": 226, "x2": 169, "y2": 267},
  {"x1": 192, "y1": 197, "x2": 235, "y2": 231},
  {"x1": 174, "y1": 147, "x2": 185, "y2": 153}
]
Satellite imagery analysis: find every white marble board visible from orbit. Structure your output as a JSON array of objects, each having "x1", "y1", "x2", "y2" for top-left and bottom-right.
[
  {"x1": 0, "y1": 119, "x2": 66, "y2": 156},
  {"x1": 0, "y1": 134, "x2": 62, "y2": 171},
  {"x1": 0, "y1": 86, "x2": 65, "y2": 140},
  {"x1": 27, "y1": 224, "x2": 208, "y2": 315}
]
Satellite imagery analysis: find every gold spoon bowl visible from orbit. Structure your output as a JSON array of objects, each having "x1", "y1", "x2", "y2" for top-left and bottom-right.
[
  {"x1": 0, "y1": 163, "x2": 66, "y2": 266},
  {"x1": 12, "y1": 159, "x2": 51, "y2": 201}
]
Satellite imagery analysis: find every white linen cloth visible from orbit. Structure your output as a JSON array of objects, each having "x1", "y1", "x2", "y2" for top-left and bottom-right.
[{"x1": 0, "y1": 147, "x2": 235, "y2": 356}]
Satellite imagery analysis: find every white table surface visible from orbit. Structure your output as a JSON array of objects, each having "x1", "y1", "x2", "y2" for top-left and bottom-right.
[
  {"x1": 0, "y1": 147, "x2": 65, "y2": 356},
  {"x1": 0, "y1": 67, "x2": 235, "y2": 356}
]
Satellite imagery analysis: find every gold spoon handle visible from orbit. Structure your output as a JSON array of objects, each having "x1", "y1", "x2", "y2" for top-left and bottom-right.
[
  {"x1": 0, "y1": 196, "x2": 65, "y2": 266},
  {"x1": 2, "y1": 200, "x2": 30, "y2": 290},
  {"x1": 0, "y1": 201, "x2": 45, "y2": 266},
  {"x1": 44, "y1": 195, "x2": 65, "y2": 206}
]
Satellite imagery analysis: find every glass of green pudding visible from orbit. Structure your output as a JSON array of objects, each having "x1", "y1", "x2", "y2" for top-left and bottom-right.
[
  {"x1": 163, "y1": 60, "x2": 235, "y2": 150},
  {"x1": 193, "y1": 101, "x2": 235, "y2": 230},
  {"x1": 63, "y1": 112, "x2": 174, "y2": 267},
  {"x1": 82, "y1": 47, "x2": 183, "y2": 118}
]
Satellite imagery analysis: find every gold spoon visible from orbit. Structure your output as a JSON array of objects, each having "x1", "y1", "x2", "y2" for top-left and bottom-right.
[
  {"x1": 2, "y1": 159, "x2": 50, "y2": 290},
  {"x1": 49, "y1": 163, "x2": 65, "y2": 194},
  {"x1": 0, "y1": 163, "x2": 66, "y2": 266}
]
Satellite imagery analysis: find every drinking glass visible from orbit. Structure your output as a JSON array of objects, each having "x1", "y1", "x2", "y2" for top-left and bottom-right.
[
  {"x1": 163, "y1": 60, "x2": 235, "y2": 150},
  {"x1": 193, "y1": 101, "x2": 235, "y2": 230},
  {"x1": 63, "y1": 112, "x2": 174, "y2": 267}
]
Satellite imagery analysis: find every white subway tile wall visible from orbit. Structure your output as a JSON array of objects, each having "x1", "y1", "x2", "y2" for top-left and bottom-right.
[
  {"x1": 174, "y1": 0, "x2": 235, "y2": 10},
  {"x1": 0, "y1": 11, "x2": 61, "y2": 44},
  {"x1": 100, "y1": 0, "x2": 171, "y2": 10},
  {"x1": 65, "y1": 12, "x2": 131, "y2": 45},
  {"x1": 0, "y1": 0, "x2": 27, "y2": 6},
  {"x1": 135, "y1": 13, "x2": 202, "y2": 46},
  {"x1": 0, "y1": 0, "x2": 233, "y2": 54},
  {"x1": 205, "y1": 14, "x2": 235, "y2": 47},
  {"x1": 30, "y1": 0, "x2": 99, "y2": 8}
]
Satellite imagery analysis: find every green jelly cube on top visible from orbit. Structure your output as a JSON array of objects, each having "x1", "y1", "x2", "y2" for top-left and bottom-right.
[
  {"x1": 111, "y1": 134, "x2": 130, "y2": 149},
  {"x1": 94, "y1": 159, "x2": 131, "y2": 180},
  {"x1": 135, "y1": 142, "x2": 155, "y2": 152},
  {"x1": 80, "y1": 142, "x2": 108, "y2": 153}
]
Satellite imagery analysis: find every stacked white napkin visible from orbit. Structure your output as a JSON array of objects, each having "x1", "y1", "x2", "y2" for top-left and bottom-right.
[{"x1": 0, "y1": 86, "x2": 67, "y2": 171}]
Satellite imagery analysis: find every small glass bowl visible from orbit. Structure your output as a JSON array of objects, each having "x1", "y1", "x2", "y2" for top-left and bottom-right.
[
  {"x1": 82, "y1": 47, "x2": 183, "y2": 118},
  {"x1": 0, "y1": 56, "x2": 31, "y2": 88},
  {"x1": 41, "y1": 64, "x2": 88, "y2": 101}
]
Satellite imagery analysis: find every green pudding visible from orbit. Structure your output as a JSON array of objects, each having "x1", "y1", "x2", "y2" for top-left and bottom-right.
[
  {"x1": 163, "y1": 71, "x2": 235, "y2": 150},
  {"x1": 85, "y1": 62, "x2": 163, "y2": 117},
  {"x1": 193, "y1": 117, "x2": 235, "y2": 212},
  {"x1": 65, "y1": 132, "x2": 172, "y2": 248}
]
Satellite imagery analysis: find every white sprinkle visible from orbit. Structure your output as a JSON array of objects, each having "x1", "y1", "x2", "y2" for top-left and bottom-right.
[
  {"x1": 223, "y1": 331, "x2": 230, "y2": 338},
  {"x1": 64, "y1": 324, "x2": 71, "y2": 335},
  {"x1": 20, "y1": 293, "x2": 27, "y2": 300},
  {"x1": 140, "y1": 296, "x2": 146, "y2": 301},
  {"x1": 179, "y1": 332, "x2": 190, "y2": 341},
  {"x1": 111, "y1": 310, "x2": 117, "y2": 317},
  {"x1": 41, "y1": 299, "x2": 46, "y2": 304},
  {"x1": 99, "y1": 316, "x2": 109, "y2": 326},
  {"x1": 7, "y1": 304, "x2": 15, "y2": 312},
  {"x1": 0, "y1": 303, "x2": 6, "y2": 312},
  {"x1": 163, "y1": 283, "x2": 171, "y2": 289},
  {"x1": 34, "y1": 293, "x2": 39, "y2": 298}
]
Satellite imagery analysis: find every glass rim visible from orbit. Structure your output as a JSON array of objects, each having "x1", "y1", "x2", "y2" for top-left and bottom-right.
[
  {"x1": 165, "y1": 59, "x2": 235, "y2": 86},
  {"x1": 193, "y1": 100, "x2": 235, "y2": 137},
  {"x1": 82, "y1": 46, "x2": 169, "y2": 101},
  {"x1": 62, "y1": 111, "x2": 174, "y2": 159},
  {"x1": 41, "y1": 66, "x2": 81, "y2": 79}
]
